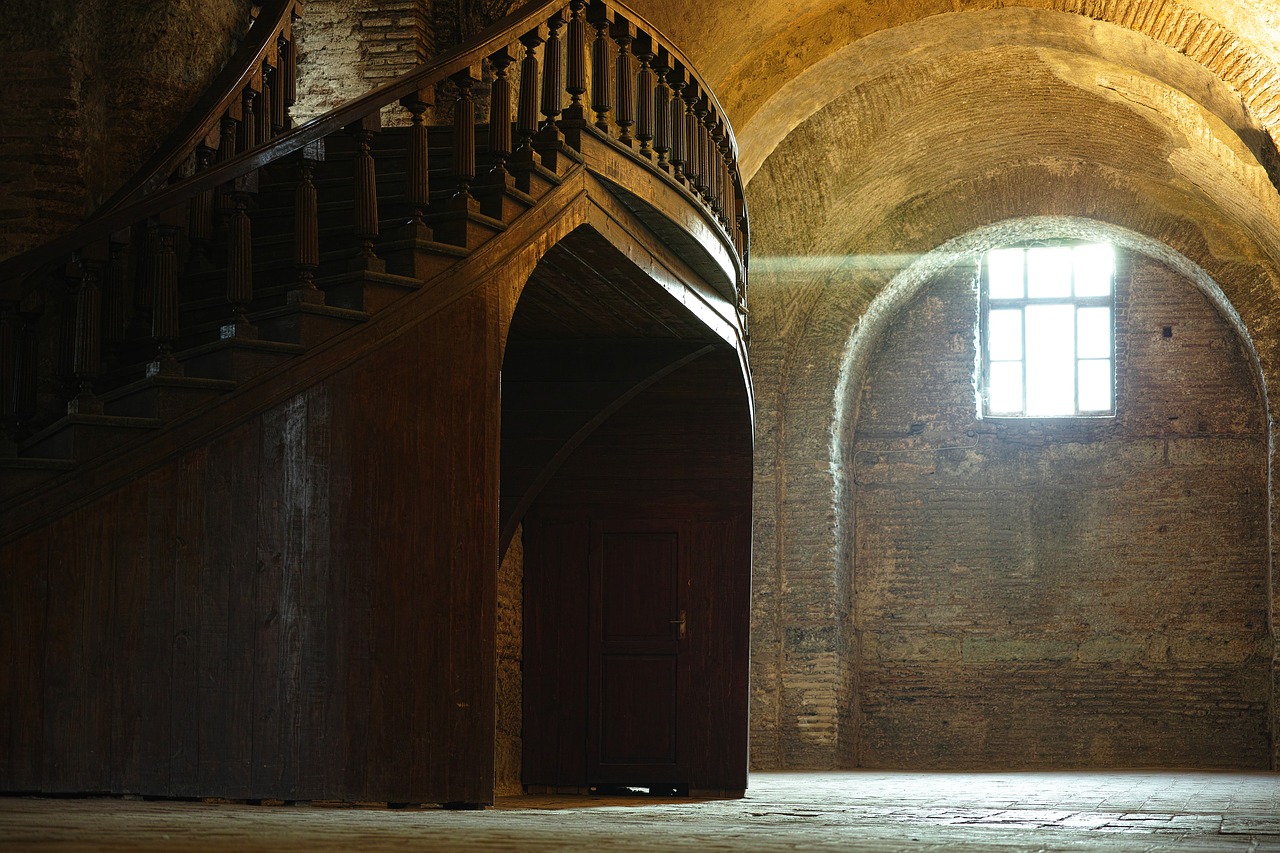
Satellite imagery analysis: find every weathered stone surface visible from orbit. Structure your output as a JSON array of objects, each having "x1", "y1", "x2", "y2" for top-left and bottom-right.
[
  {"x1": 849, "y1": 253, "x2": 1270, "y2": 769},
  {"x1": 496, "y1": 524, "x2": 524, "y2": 796}
]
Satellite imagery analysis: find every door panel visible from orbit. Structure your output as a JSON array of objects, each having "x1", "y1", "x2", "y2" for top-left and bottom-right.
[
  {"x1": 588, "y1": 522, "x2": 686, "y2": 783},
  {"x1": 599, "y1": 655, "x2": 677, "y2": 763}
]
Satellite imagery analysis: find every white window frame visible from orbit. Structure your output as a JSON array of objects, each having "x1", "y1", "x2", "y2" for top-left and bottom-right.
[{"x1": 979, "y1": 242, "x2": 1116, "y2": 419}]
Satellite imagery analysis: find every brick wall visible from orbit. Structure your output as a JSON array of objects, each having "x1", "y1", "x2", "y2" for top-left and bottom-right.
[
  {"x1": 848, "y1": 251, "x2": 1271, "y2": 768},
  {"x1": 496, "y1": 525, "x2": 523, "y2": 796},
  {"x1": 293, "y1": 0, "x2": 434, "y2": 125},
  {"x1": 0, "y1": 0, "x2": 252, "y2": 260}
]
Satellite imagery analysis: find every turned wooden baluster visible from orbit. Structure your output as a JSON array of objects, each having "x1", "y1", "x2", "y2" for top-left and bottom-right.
[
  {"x1": 564, "y1": 0, "x2": 587, "y2": 126},
  {"x1": 537, "y1": 11, "x2": 566, "y2": 152},
  {"x1": 68, "y1": 251, "x2": 104, "y2": 414},
  {"x1": 0, "y1": 305, "x2": 16, "y2": 440},
  {"x1": 718, "y1": 129, "x2": 733, "y2": 226},
  {"x1": 188, "y1": 144, "x2": 216, "y2": 269},
  {"x1": 12, "y1": 311, "x2": 38, "y2": 437},
  {"x1": 239, "y1": 86, "x2": 257, "y2": 153},
  {"x1": 291, "y1": 142, "x2": 324, "y2": 304},
  {"x1": 667, "y1": 65, "x2": 688, "y2": 183},
  {"x1": 514, "y1": 28, "x2": 544, "y2": 160},
  {"x1": 223, "y1": 175, "x2": 258, "y2": 339},
  {"x1": 129, "y1": 227, "x2": 155, "y2": 339},
  {"x1": 348, "y1": 114, "x2": 384, "y2": 271},
  {"x1": 270, "y1": 57, "x2": 286, "y2": 135},
  {"x1": 705, "y1": 115, "x2": 719, "y2": 214},
  {"x1": 55, "y1": 280, "x2": 77, "y2": 397},
  {"x1": 103, "y1": 229, "x2": 130, "y2": 350},
  {"x1": 612, "y1": 18, "x2": 635, "y2": 147},
  {"x1": 589, "y1": 6, "x2": 612, "y2": 132},
  {"x1": 487, "y1": 49, "x2": 515, "y2": 191},
  {"x1": 683, "y1": 83, "x2": 704, "y2": 196},
  {"x1": 652, "y1": 50, "x2": 672, "y2": 171},
  {"x1": 692, "y1": 93, "x2": 710, "y2": 199},
  {"x1": 399, "y1": 89, "x2": 433, "y2": 236},
  {"x1": 148, "y1": 223, "x2": 182, "y2": 376},
  {"x1": 278, "y1": 34, "x2": 296, "y2": 131},
  {"x1": 450, "y1": 69, "x2": 479, "y2": 210},
  {"x1": 218, "y1": 110, "x2": 240, "y2": 164},
  {"x1": 635, "y1": 35, "x2": 655, "y2": 158},
  {"x1": 255, "y1": 64, "x2": 272, "y2": 146}
]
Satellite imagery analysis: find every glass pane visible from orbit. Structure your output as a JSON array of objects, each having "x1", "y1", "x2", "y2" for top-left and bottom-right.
[
  {"x1": 987, "y1": 248, "x2": 1024, "y2": 299},
  {"x1": 1078, "y1": 359, "x2": 1112, "y2": 411},
  {"x1": 1025, "y1": 303, "x2": 1075, "y2": 415},
  {"x1": 988, "y1": 309, "x2": 1023, "y2": 361},
  {"x1": 1026, "y1": 247, "x2": 1073, "y2": 299},
  {"x1": 1074, "y1": 243, "x2": 1114, "y2": 296},
  {"x1": 988, "y1": 361, "x2": 1024, "y2": 414},
  {"x1": 1077, "y1": 306, "x2": 1111, "y2": 359}
]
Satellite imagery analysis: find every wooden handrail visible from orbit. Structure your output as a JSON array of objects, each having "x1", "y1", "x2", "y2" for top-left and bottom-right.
[
  {"x1": 96, "y1": 0, "x2": 304, "y2": 216},
  {"x1": 0, "y1": 0, "x2": 747, "y2": 295}
]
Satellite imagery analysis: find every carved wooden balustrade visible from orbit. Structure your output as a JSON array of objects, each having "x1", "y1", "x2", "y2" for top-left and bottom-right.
[{"x1": 0, "y1": 0, "x2": 749, "y2": 478}]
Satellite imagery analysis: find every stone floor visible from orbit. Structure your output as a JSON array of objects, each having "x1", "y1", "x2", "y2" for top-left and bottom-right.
[{"x1": 2, "y1": 771, "x2": 1279, "y2": 851}]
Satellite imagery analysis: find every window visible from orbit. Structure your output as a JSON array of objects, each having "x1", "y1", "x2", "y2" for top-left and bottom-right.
[{"x1": 980, "y1": 242, "x2": 1115, "y2": 417}]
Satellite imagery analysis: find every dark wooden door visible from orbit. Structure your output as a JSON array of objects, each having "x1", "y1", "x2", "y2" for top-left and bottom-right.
[{"x1": 586, "y1": 521, "x2": 687, "y2": 785}]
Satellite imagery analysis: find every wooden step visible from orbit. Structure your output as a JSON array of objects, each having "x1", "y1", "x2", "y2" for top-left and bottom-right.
[
  {"x1": 178, "y1": 336, "x2": 305, "y2": 382},
  {"x1": 0, "y1": 456, "x2": 77, "y2": 503},
  {"x1": 20, "y1": 413, "x2": 163, "y2": 463},
  {"x1": 101, "y1": 374, "x2": 237, "y2": 420},
  {"x1": 315, "y1": 268, "x2": 423, "y2": 313},
  {"x1": 253, "y1": 299, "x2": 369, "y2": 348}
]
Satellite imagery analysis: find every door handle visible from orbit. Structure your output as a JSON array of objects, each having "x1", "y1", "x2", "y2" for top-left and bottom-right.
[{"x1": 670, "y1": 609, "x2": 686, "y2": 640}]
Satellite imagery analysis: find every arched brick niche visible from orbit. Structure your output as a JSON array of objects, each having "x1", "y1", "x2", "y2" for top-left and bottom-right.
[{"x1": 847, "y1": 237, "x2": 1270, "y2": 768}]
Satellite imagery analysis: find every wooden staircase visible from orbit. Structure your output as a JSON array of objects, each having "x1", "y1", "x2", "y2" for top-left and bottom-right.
[
  {"x1": 0, "y1": 0, "x2": 754, "y2": 806},
  {"x1": 0, "y1": 0, "x2": 749, "y2": 525},
  {"x1": 5, "y1": 125, "x2": 564, "y2": 497}
]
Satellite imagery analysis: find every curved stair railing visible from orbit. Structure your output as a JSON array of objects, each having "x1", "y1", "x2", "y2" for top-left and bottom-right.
[
  {"x1": 95, "y1": 0, "x2": 306, "y2": 217},
  {"x1": 0, "y1": 0, "x2": 749, "y2": 497}
]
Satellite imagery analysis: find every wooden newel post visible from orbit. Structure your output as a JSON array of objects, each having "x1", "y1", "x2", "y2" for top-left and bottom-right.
[
  {"x1": 291, "y1": 141, "x2": 325, "y2": 304},
  {"x1": 612, "y1": 18, "x2": 635, "y2": 147},
  {"x1": 635, "y1": 34, "x2": 655, "y2": 158},
  {"x1": 68, "y1": 249, "x2": 105, "y2": 414},
  {"x1": 399, "y1": 87, "x2": 434, "y2": 238},
  {"x1": 347, "y1": 113, "x2": 385, "y2": 272},
  {"x1": 449, "y1": 66, "x2": 480, "y2": 212},
  {"x1": 148, "y1": 222, "x2": 183, "y2": 376},
  {"x1": 223, "y1": 173, "x2": 258, "y2": 340}
]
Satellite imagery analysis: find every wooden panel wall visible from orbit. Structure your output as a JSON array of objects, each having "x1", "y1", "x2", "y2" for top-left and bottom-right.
[
  {"x1": 519, "y1": 346, "x2": 753, "y2": 793},
  {"x1": 0, "y1": 291, "x2": 498, "y2": 804}
]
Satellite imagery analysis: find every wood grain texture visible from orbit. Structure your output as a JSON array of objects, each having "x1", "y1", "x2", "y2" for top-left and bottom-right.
[{"x1": 520, "y1": 346, "x2": 752, "y2": 794}]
